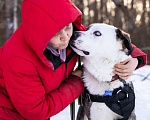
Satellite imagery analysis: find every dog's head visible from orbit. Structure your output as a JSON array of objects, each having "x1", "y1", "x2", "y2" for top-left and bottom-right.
[{"x1": 70, "y1": 23, "x2": 133, "y2": 61}]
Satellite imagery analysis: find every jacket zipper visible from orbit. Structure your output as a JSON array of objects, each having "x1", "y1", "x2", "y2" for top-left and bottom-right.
[
  {"x1": 64, "y1": 50, "x2": 76, "y2": 79},
  {"x1": 65, "y1": 63, "x2": 68, "y2": 78}
]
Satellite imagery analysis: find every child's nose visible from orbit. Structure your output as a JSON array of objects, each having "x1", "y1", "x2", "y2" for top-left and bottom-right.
[{"x1": 60, "y1": 31, "x2": 69, "y2": 41}]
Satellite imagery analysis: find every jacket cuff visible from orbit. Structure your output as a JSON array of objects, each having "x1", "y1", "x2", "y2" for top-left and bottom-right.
[{"x1": 135, "y1": 56, "x2": 143, "y2": 68}]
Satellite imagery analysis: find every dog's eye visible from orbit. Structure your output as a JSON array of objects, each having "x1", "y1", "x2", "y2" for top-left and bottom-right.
[{"x1": 93, "y1": 31, "x2": 102, "y2": 36}]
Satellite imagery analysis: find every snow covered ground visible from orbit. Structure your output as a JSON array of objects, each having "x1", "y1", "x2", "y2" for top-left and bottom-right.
[{"x1": 51, "y1": 65, "x2": 150, "y2": 120}]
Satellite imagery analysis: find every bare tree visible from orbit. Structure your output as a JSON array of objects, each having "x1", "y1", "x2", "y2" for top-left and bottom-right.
[
  {"x1": 88, "y1": 0, "x2": 91, "y2": 25},
  {"x1": 140, "y1": 0, "x2": 147, "y2": 47},
  {"x1": 94, "y1": 0, "x2": 98, "y2": 23},
  {"x1": 1, "y1": 0, "x2": 150, "y2": 63},
  {"x1": 13, "y1": 0, "x2": 18, "y2": 32},
  {"x1": 17, "y1": 0, "x2": 22, "y2": 26},
  {"x1": 131, "y1": 0, "x2": 134, "y2": 9},
  {"x1": 113, "y1": 7, "x2": 123, "y2": 29},
  {"x1": 100, "y1": 0, "x2": 104, "y2": 22},
  {"x1": 5, "y1": 0, "x2": 14, "y2": 41},
  {"x1": 148, "y1": 0, "x2": 150, "y2": 40},
  {"x1": 112, "y1": 0, "x2": 135, "y2": 33},
  {"x1": 0, "y1": 0, "x2": 5, "y2": 47},
  {"x1": 72, "y1": 0, "x2": 84, "y2": 24}
]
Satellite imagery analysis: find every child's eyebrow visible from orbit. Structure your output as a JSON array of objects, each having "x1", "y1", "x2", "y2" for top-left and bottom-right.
[
  {"x1": 55, "y1": 30, "x2": 61, "y2": 36},
  {"x1": 66, "y1": 23, "x2": 71, "y2": 28},
  {"x1": 55, "y1": 24, "x2": 71, "y2": 36}
]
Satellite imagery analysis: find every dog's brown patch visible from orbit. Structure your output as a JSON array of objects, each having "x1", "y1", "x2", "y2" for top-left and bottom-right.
[{"x1": 116, "y1": 29, "x2": 133, "y2": 55}]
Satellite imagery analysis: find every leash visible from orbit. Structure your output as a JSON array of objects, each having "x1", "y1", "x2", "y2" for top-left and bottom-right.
[
  {"x1": 77, "y1": 56, "x2": 83, "y2": 106},
  {"x1": 70, "y1": 101, "x2": 75, "y2": 120},
  {"x1": 70, "y1": 56, "x2": 83, "y2": 120}
]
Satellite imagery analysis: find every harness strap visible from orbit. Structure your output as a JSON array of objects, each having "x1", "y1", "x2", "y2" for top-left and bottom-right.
[
  {"x1": 70, "y1": 55, "x2": 82, "y2": 120},
  {"x1": 84, "y1": 79, "x2": 135, "y2": 120},
  {"x1": 84, "y1": 87, "x2": 121, "y2": 103}
]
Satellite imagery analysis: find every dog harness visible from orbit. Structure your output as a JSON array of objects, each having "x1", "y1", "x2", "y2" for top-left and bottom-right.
[{"x1": 84, "y1": 78, "x2": 135, "y2": 120}]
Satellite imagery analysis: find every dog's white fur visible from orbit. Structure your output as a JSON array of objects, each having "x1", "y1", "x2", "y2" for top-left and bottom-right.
[{"x1": 71, "y1": 23, "x2": 133, "y2": 120}]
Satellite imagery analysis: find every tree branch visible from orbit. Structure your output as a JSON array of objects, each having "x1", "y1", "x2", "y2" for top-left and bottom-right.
[{"x1": 140, "y1": 47, "x2": 150, "y2": 51}]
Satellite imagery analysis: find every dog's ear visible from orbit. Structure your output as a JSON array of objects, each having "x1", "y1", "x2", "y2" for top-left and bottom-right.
[{"x1": 116, "y1": 29, "x2": 133, "y2": 55}]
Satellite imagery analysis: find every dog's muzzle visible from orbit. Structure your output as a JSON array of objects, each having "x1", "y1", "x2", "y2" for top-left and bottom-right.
[{"x1": 69, "y1": 32, "x2": 90, "y2": 55}]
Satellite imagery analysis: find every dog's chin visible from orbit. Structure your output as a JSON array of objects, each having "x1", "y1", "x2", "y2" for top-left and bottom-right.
[
  {"x1": 71, "y1": 47, "x2": 86, "y2": 56},
  {"x1": 70, "y1": 44, "x2": 90, "y2": 56}
]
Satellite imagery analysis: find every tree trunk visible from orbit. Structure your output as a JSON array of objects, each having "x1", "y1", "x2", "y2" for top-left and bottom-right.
[
  {"x1": 148, "y1": 0, "x2": 150, "y2": 40},
  {"x1": 13, "y1": 0, "x2": 18, "y2": 32},
  {"x1": 104, "y1": 0, "x2": 109, "y2": 24},
  {"x1": 141, "y1": 0, "x2": 146, "y2": 26},
  {"x1": 79, "y1": 0, "x2": 84, "y2": 24},
  {"x1": 113, "y1": 7, "x2": 123, "y2": 29},
  {"x1": 87, "y1": 0, "x2": 91, "y2": 25},
  {"x1": 0, "y1": 0, "x2": 5, "y2": 47},
  {"x1": 5, "y1": 0, "x2": 14, "y2": 41},
  {"x1": 94, "y1": 0, "x2": 98, "y2": 23},
  {"x1": 140, "y1": 0, "x2": 147, "y2": 47},
  {"x1": 100, "y1": 0, "x2": 103, "y2": 23},
  {"x1": 112, "y1": 0, "x2": 135, "y2": 33},
  {"x1": 131, "y1": 0, "x2": 134, "y2": 9},
  {"x1": 17, "y1": 0, "x2": 22, "y2": 26}
]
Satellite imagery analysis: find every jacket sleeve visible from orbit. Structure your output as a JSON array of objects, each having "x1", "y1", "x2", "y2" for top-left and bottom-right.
[
  {"x1": 4, "y1": 57, "x2": 84, "y2": 120},
  {"x1": 131, "y1": 44, "x2": 147, "y2": 69}
]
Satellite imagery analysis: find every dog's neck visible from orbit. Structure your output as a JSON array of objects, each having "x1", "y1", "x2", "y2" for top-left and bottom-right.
[
  {"x1": 83, "y1": 58, "x2": 115, "y2": 82},
  {"x1": 83, "y1": 54, "x2": 131, "y2": 82}
]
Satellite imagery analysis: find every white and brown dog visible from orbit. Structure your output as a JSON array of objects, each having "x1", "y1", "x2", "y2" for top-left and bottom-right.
[{"x1": 70, "y1": 23, "x2": 136, "y2": 120}]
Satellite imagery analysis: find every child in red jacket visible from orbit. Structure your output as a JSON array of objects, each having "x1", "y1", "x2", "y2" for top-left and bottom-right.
[{"x1": 0, "y1": 0, "x2": 147, "y2": 120}]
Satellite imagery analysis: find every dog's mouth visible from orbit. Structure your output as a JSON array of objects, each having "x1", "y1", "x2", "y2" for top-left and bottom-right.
[{"x1": 69, "y1": 42, "x2": 90, "y2": 55}]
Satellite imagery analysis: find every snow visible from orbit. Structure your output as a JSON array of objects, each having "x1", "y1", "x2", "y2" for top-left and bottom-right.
[
  {"x1": 51, "y1": 65, "x2": 150, "y2": 120},
  {"x1": 132, "y1": 65, "x2": 150, "y2": 120}
]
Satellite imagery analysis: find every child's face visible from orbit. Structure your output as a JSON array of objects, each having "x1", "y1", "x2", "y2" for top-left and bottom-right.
[{"x1": 48, "y1": 23, "x2": 73, "y2": 50}]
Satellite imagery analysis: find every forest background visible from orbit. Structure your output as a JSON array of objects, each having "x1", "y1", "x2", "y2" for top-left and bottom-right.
[{"x1": 0, "y1": 0, "x2": 150, "y2": 63}]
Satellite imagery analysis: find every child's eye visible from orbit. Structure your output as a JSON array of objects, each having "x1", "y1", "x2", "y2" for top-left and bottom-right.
[
  {"x1": 93, "y1": 31, "x2": 102, "y2": 36},
  {"x1": 66, "y1": 24, "x2": 72, "y2": 30},
  {"x1": 54, "y1": 31, "x2": 61, "y2": 37},
  {"x1": 55, "y1": 33, "x2": 59, "y2": 36},
  {"x1": 66, "y1": 26, "x2": 71, "y2": 30}
]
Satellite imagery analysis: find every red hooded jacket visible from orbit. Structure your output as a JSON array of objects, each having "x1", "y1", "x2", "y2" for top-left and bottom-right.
[{"x1": 0, "y1": 0, "x2": 147, "y2": 120}]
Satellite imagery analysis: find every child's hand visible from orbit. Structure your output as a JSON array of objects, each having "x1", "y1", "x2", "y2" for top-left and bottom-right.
[
  {"x1": 113, "y1": 58, "x2": 138, "y2": 80},
  {"x1": 71, "y1": 68, "x2": 83, "y2": 78}
]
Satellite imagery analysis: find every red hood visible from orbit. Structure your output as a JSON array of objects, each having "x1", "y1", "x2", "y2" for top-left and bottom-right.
[{"x1": 21, "y1": 0, "x2": 84, "y2": 68}]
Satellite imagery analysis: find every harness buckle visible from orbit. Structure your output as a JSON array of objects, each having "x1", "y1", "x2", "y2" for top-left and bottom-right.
[
  {"x1": 117, "y1": 89, "x2": 129, "y2": 102},
  {"x1": 85, "y1": 93, "x2": 91, "y2": 102}
]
